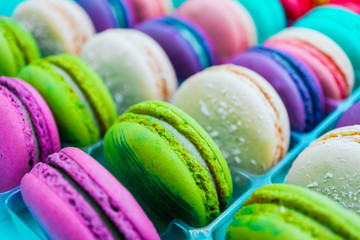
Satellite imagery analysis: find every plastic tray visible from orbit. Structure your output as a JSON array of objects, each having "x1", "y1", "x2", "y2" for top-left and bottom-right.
[{"x1": 0, "y1": 73, "x2": 359, "y2": 240}]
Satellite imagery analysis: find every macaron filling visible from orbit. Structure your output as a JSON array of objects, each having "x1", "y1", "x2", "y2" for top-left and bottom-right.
[
  {"x1": 52, "y1": 65, "x2": 101, "y2": 132},
  {"x1": 152, "y1": 117, "x2": 217, "y2": 192},
  {"x1": 0, "y1": 85, "x2": 39, "y2": 168},
  {"x1": 158, "y1": 17, "x2": 213, "y2": 70}
]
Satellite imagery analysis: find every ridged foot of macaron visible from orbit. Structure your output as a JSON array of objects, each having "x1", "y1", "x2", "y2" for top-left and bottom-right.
[
  {"x1": 286, "y1": 125, "x2": 360, "y2": 214},
  {"x1": 0, "y1": 17, "x2": 40, "y2": 77},
  {"x1": 14, "y1": 0, "x2": 95, "y2": 56},
  {"x1": 21, "y1": 147, "x2": 160, "y2": 240},
  {"x1": 226, "y1": 184, "x2": 360, "y2": 239},
  {"x1": 0, "y1": 77, "x2": 60, "y2": 192},
  {"x1": 18, "y1": 54, "x2": 117, "y2": 147},
  {"x1": 104, "y1": 101, "x2": 233, "y2": 229},
  {"x1": 81, "y1": 29, "x2": 177, "y2": 114},
  {"x1": 173, "y1": 65, "x2": 290, "y2": 174}
]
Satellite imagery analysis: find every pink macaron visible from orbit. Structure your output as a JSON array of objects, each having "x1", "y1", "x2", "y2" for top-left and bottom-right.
[
  {"x1": 130, "y1": 0, "x2": 173, "y2": 23},
  {"x1": 0, "y1": 77, "x2": 60, "y2": 192},
  {"x1": 177, "y1": 0, "x2": 257, "y2": 62},
  {"x1": 279, "y1": 0, "x2": 314, "y2": 22}
]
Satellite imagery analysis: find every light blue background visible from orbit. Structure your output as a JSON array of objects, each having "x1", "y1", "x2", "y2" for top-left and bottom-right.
[{"x1": 1, "y1": 0, "x2": 24, "y2": 16}]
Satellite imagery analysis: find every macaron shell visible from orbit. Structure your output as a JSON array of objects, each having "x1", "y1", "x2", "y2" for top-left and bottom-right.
[
  {"x1": 130, "y1": 0, "x2": 169, "y2": 22},
  {"x1": 21, "y1": 169, "x2": 98, "y2": 240},
  {"x1": 178, "y1": 0, "x2": 250, "y2": 61},
  {"x1": 330, "y1": 0, "x2": 360, "y2": 14},
  {"x1": 279, "y1": 0, "x2": 313, "y2": 22},
  {"x1": 173, "y1": 65, "x2": 290, "y2": 174},
  {"x1": 81, "y1": 29, "x2": 177, "y2": 114},
  {"x1": 335, "y1": 100, "x2": 360, "y2": 128},
  {"x1": 230, "y1": 50, "x2": 308, "y2": 132}
]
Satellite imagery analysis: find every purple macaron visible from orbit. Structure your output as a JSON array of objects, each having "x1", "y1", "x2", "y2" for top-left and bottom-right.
[
  {"x1": 21, "y1": 147, "x2": 160, "y2": 240},
  {"x1": 0, "y1": 77, "x2": 60, "y2": 192},
  {"x1": 136, "y1": 15, "x2": 217, "y2": 81},
  {"x1": 335, "y1": 100, "x2": 360, "y2": 128},
  {"x1": 229, "y1": 46, "x2": 325, "y2": 132}
]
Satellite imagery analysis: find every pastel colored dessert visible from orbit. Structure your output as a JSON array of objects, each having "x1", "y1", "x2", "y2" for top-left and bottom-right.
[
  {"x1": 335, "y1": 100, "x2": 360, "y2": 128},
  {"x1": 177, "y1": 0, "x2": 257, "y2": 62},
  {"x1": 172, "y1": 65, "x2": 290, "y2": 174},
  {"x1": 286, "y1": 125, "x2": 360, "y2": 213},
  {"x1": 0, "y1": 77, "x2": 60, "y2": 193},
  {"x1": 226, "y1": 184, "x2": 360, "y2": 239},
  {"x1": 81, "y1": 29, "x2": 177, "y2": 114},
  {"x1": 14, "y1": 0, "x2": 95, "y2": 57},
  {"x1": 129, "y1": 0, "x2": 173, "y2": 23},
  {"x1": 104, "y1": 101, "x2": 233, "y2": 229},
  {"x1": 279, "y1": 0, "x2": 313, "y2": 22},
  {"x1": 266, "y1": 27, "x2": 354, "y2": 103},
  {"x1": 330, "y1": 0, "x2": 360, "y2": 14},
  {"x1": 230, "y1": 46, "x2": 324, "y2": 132},
  {"x1": 0, "y1": 17, "x2": 40, "y2": 77},
  {"x1": 21, "y1": 147, "x2": 160, "y2": 240},
  {"x1": 75, "y1": 0, "x2": 136, "y2": 32},
  {"x1": 236, "y1": 0, "x2": 287, "y2": 43},
  {"x1": 18, "y1": 54, "x2": 117, "y2": 147},
  {"x1": 295, "y1": 6, "x2": 360, "y2": 79},
  {"x1": 136, "y1": 15, "x2": 217, "y2": 80},
  {"x1": 172, "y1": 0, "x2": 187, "y2": 8}
]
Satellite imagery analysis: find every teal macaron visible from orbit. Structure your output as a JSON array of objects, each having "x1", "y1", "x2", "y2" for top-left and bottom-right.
[
  {"x1": 104, "y1": 101, "x2": 233, "y2": 230},
  {"x1": 226, "y1": 184, "x2": 360, "y2": 239},
  {"x1": 295, "y1": 6, "x2": 360, "y2": 74},
  {"x1": 237, "y1": 0, "x2": 287, "y2": 43},
  {"x1": 0, "y1": 16, "x2": 40, "y2": 77},
  {"x1": 18, "y1": 54, "x2": 117, "y2": 147}
]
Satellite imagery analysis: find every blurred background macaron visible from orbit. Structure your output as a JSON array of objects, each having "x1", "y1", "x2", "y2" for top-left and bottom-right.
[
  {"x1": 230, "y1": 46, "x2": 325, "y2": 132},
  {"x1": 14, "y1": 0, "x2": 95, "y2": 57},
  {"x1": 177, "y1": 0, "x2": 257, "y2": 62},
  {"x1": 0, "y1": 17, "x2": 40, "y2": 77},
  {"x1": 286, "y1": 125, "x2": 360, "y2": 213},
  {"x1": 136, "y1": 15, "x2": 217, "y2": 80},
  {"x1": 81, "y1": 29, "x2": 177, "y2": 114},
  {"x1": 21, "y1": 147, "x2": 160, "y2": 240},
  {"x1": 330, "y1": 0, "x2": 360, "y2": 14},
  {"x1": 18, "y1": 54, "x2": 117, "y2": 147},
  {"x1": 0, "y1": 77, "x2": 60, "y2": 193},
  {"x1": 279, "y1": 0, "x2": 313, "y2": 22},
  {"x1": 173, "y1": 65, "x2": 290, "y2": 174},
  {"x1": 336, "y1": 100, "x2": 360, "y2": 128}
]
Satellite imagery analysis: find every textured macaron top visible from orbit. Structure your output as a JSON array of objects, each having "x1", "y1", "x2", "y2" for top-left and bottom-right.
[
  {"x1": 228, "y1": 184, "x2": 360, "y2": 239},
  {"x1": 105, "y1": 101, "x2": 232, "y2": 227},
  {"x1": 267, "y1": 27, "x2": 354, "y2": 99},
  {"x1": 18, "y1": 54, "x2": 116, "y2": 146},
  {"x1": 21, "y1": 147, "x2": 159, "y2": 240}
]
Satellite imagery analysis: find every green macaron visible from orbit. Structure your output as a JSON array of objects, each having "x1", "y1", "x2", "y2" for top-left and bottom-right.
[
  {"x1": 0, "y1": 16, "x2": 40, "y2": 77},
  {"x1": 104, "y1": 101, "x2": 233, "y2": 230},
  {"x1": 18, "y1": 54, "x2": 117, "y2": 147},
  {"x1": 226, "y1": 184, "x2": 360, "y2": 239}
]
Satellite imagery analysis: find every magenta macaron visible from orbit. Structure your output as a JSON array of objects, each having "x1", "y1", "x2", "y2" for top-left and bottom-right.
[
  {"x1": 21, "y1": 147, "x2": 159, "y2": 240},
  {"x1": 0, "y1": 77, "x2": 60, "y2": 193}
]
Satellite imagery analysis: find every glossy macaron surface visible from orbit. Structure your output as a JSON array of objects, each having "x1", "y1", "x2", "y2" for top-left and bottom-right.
[
  {"x1": 173, "y1": 65, "x2": 290, "y2": 174},
  {"x1": 18, "y1": 54, "x2": 117, "y2": 147},
  {"x1": 104, "y1": 101, "x2": 232, "y2": 229},
  {"x1": 0, "y1": 77, "x2": 60, "y2": 192}
]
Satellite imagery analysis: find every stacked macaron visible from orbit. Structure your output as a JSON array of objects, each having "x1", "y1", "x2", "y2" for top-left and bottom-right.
[
  {"x1": 279, "y1": 0, "x2": 332, "y2": 22},
  {"x1": 330, "y1": 0, "x2": 360, "y2": 14}
]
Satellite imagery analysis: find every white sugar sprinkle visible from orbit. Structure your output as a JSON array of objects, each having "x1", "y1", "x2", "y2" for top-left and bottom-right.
[
  {"x1": 251, "y1": 160, "x2": 257, "y2": 165},
  {"x1": 232, "y1": 149, "x2": 241, "y2": 155},
  {"x1": 234, "y1": 156, "x2": 241, "y2": 164},
  {"x1": 199, "y1": 100, "x2": 210, "y2": 116},
  {"x1": 325, "y1": 172, "x2": 333, "y2": 179},
  {"x1": 307, "y1": 182, "x2": 319, "y2": 188},
  {"x1": 280, "y1": 205, "x2": 286, "y2": 213},
  {"x1": 210, "y1": 131, "x2": 219, "y2": 138}
]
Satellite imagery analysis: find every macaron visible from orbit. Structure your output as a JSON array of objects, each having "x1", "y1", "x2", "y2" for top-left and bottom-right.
[
  {"x1": 21, "y1": 147, "x2": 160, "y2": 240},
  {"x1": 230, "y1": 46, "x2": 324, "y2": 132},
  {"x1": 330, "y1": 0, "x2": 360, "y2": 15},
  {"x1": 18, "y1": 54, "x2": 117, "y2": 147},
  {"x1": 14, "y1": 0, "x2": 95, "y2": 57},
  {"x1": 266, "y1": 27, "x2": 354, "y2": 102},
  {"x1": 294, "y1": 6, "x2": 360, "y2": 78},
  {"x1": 177, "y1": 0, "x2": 257, "y2": 62},
  {"x1": 279, "y1": 0, "x2": 313, "y2": 22},
  {"x1": 136, "y1": 15, "x2": 217, "y2": 80},
  {"x1": 286, "y1": 125, "x2": 360, "y2": 213},
  {"x1": 81, "y1": 29, "x2": 177, "y2": 114},
  {"x1": 75, "y1": 0, "x2": 136, "y2": 32},
  {"x1": 226, "y1": 184, "x2": 360, "y2": 239},
  {"x1": 129, "y1": 0, "x2": 173, "y2": 23},
  {"x1": 0, "y1": 77, "x2": 60, "y2": 193},
  {"x1": 172, "y1": 65, "x2": 290, "y2": 174},
  {"x1": 172, "y1": 0, "x2": 187, "y2": 8},
  {"x1": 236, "y1": 0, "x2": 287, "y2": 43},
  {"x1": 0, "y1": 17, "x2": 40, "y2": 77},
  {"x1": 104, "y1": 101, "x2": 233, "y2": 229},
  {"x1": 335, "y1": 100, "x2": 360, "y2": 128}
]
